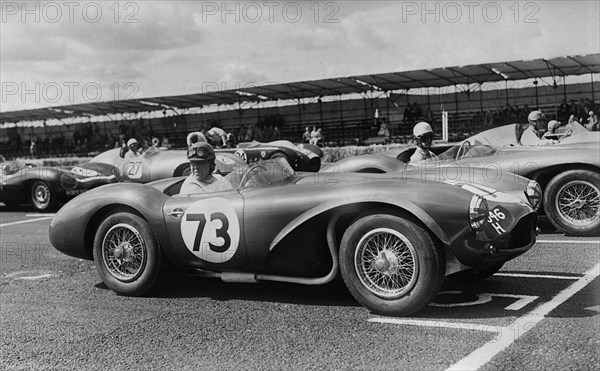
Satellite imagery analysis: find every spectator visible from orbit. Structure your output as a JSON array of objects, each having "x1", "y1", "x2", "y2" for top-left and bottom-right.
[
  {"x1": 205, "y1": 127, "x2": 228, "y2": 148},
  {"x1": 586, "y1": 110, "x2": 599, "y2": 131},
  {"x1": 29, "y1": 139, "x2": 36, "y2": 158},
  {"x1": 301, "y1": 126, "x2": 311, "y2": 143},
  {"x1": 377, "y1": 118, "x2": 390, "y2": 140},
  {"x1": 309, "y1": 126, "x2": 322, "y2": 146}
]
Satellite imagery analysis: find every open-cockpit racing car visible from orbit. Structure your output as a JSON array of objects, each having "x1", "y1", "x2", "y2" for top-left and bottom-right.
[{"x1": 50, "y1": 159, "x2": 539, "y2": 316}]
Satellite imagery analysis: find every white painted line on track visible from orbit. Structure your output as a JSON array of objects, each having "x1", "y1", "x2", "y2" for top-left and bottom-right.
[
  {"x1": 495, "y1": 273, "x2": 580, "y2": 280},
  {"x1": 0, "y1": 216, "x2": 54, "y2": 228},
  {"x1": 446, "y1": 263, "x2": 600, "y2": 371},
  {"x1": 368, "y1": 318, "x2": 501, "y2": 333},
  {"x1": 26, "y1": 213, "x2": 56, "y2": 217},
  {"x1": 537, "y1": 239, "x2": 600, "y2": 244}
]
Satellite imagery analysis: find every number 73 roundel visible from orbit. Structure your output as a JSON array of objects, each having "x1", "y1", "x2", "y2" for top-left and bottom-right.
[{"x1": 180, "y1": 198, "x2": 241, "y2": 263}]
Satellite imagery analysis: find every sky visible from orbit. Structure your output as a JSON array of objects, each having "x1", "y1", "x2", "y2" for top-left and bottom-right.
[{"x1": 1, "y1": 0, "x2": 599, "y2": 112}]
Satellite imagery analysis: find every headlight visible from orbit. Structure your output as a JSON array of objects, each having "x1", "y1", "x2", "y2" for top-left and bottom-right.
[
  {"x1": 526, "y1": 180, "x2": 542, "y2": 211},
  {"x1": 469, "y1": 195, "x2": 489, "y2": 231}
]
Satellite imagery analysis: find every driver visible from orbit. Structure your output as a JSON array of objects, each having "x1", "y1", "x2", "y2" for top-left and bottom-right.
[
  {"x1": 409, "y1": 121, "x2": 438, "y2": 163},
  {"x1": 180, "y1": 142, "x2": 233, "y2": 195},
  {"x1": 521, "y1": 111, "x2": 557, "y2": 146}
]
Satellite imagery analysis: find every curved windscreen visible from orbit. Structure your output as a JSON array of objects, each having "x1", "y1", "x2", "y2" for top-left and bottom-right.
[{"x1": 226, "y1": 158, "x2": 297, "y2": 189}]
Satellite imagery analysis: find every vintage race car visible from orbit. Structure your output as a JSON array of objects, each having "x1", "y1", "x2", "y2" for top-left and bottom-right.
[
  {"x1": 0, "y1": 160, "x2": 118, "y2": 211},
  {"x1": 50, "y1": 159, "x2": 537, "y2": 316},
  {"x1": 89, "y1": 147, "x2": 246, "y2": 183},
  {"x1": 334, "y1": 134, "x2": 599, "y2": 237},
  {"x1": 220, "y1": 140, "x2": 322, "y2": 172},
  {"x1": 467, "y1": 121, "x2": 600, "y2": 147}
]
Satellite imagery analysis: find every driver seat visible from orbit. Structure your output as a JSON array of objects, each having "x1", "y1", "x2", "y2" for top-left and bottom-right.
[{"x1": 397, "y1": 149, "x2": 415, "y2": 164}]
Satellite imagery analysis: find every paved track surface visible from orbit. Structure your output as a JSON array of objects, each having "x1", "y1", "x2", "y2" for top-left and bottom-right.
[{"x1": 1, "y1": 206, "x2": 598, "y2": 370}]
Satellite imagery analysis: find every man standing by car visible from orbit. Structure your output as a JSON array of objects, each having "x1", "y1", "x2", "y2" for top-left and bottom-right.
[
  {"x1": 409, "y1": 121, "x2": 438, "y2": 163},
  {"x1": 180, "y1": 142, "x2": 232, "y2": 194}
]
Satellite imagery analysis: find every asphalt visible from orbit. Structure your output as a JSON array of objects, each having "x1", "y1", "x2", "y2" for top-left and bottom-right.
[{"x1": 1, "y1": 208, "x2": 598, "y2": 370}]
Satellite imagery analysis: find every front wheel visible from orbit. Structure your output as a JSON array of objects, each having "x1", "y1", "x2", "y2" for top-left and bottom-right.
[
  {"x1": 30, "y1": 180, "x2": 57, "y2": 212},
  {"x1": 339, "y1": 214, "x2": 444, "y2": 316},
  {"x1": 93, "y1": 212, "x2": 162, "y2": 296},
  {"x1": 544, "y1": 170, "x2": 600, "y2": 237}
]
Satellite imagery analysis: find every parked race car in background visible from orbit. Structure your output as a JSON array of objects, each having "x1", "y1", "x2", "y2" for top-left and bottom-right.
[
  {"x1": 466, "y1": 121, "x2": 600, "y2": 147},
  {"x1": 219, "y1": 140, "x2": 322, "y2": 172},
  {"x1": 50, "y1": 158, "x2": 538, "y2": 316},
  {"x1": 89, "y1": 147, "x2": 246, "y2": 183},
  {"x1": 334, "y1": 125, "x2": 599, "y2": 237},
  {"x1": 0, "y1": 160, "x2": 118, "y2": 212}
]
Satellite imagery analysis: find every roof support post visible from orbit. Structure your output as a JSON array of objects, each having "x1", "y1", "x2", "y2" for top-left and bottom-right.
[
  {"x1": 533, "y1": 80, "x2": 539, "y2": 110},
  {"x1": 591, "y1": 72, "x2": 596, "y2": 102}
]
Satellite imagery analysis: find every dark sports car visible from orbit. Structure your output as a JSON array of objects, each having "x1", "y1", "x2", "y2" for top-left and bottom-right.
[
  {"x1": 0, "y1": 160, "x2": 118, "y2": 212},
  {"x1": 219, "y1": 140, "x2": 322, "y2": 172},
  {"x1": 50, "y1": 159, "x2": 537, "y2": 316},
  {"x1": 334, "y1": 127, "x2": 599, "y2": 237}
]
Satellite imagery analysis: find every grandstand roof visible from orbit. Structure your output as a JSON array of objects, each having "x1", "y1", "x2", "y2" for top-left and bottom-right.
[{"x1": 1, "y1": 53, "x2": 598, "y2": 124}]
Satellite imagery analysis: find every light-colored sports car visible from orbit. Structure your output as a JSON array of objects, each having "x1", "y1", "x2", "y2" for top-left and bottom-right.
[
  {"x1": 333, "y1": 125, "x2": 599, "y2": 237},
  {"x1": 89, "y1": 148, "x2": 246, "y2": 183}
]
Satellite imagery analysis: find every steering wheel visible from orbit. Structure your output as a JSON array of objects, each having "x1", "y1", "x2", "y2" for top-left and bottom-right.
[
  {"x1": 456, "y1": 140, "x2": 471, "y2": 160},
  {"x1": 239, "y1": 164, "x2": 268, "y2": 188}
]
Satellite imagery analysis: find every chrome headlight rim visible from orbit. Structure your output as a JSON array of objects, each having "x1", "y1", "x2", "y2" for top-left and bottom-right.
[
  {"x1": 469, "y1": 195, "x2": 489, "y2": 231},
  {"x1": 526, "y1": 179, "x2": 542, "y2": 211}
]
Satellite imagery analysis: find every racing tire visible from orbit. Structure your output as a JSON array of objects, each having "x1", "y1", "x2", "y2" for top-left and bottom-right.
[
  {"x1": 447, "y1": 263, "x2": 504, "y2": 282},
  {"x1": 93, "y1": 212, "x2": 162, "y2": 296},
  {"x1": 30, "y1": 180, "x2": 58, "y2": 212},
  {"x1": 544, "y1": 170, "x2": 600, "y2": 237},
  {"x1": 339, "y1": 214, "x2": 444, "y2": 316}
]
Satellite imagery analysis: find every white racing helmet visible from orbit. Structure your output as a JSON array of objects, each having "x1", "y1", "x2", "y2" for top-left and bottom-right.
[{"x1": 413, "y1": 122, "x2": 433, "y2": 137}]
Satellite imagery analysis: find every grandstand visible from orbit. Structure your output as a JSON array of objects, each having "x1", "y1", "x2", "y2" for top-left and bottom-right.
[{"x1": 1, "y1": 54, "x2": 598, "y2": 159}]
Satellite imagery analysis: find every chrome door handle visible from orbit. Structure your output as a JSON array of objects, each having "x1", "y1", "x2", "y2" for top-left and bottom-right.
[{"x1": 167, "y1": 208, "x2": 184, "y2": 218}]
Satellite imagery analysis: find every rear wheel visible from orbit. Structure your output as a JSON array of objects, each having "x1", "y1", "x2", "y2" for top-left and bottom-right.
[
  {"x1": 340, "y1": 214, "x2": 444, "y2": 316},
  {"x1": 544, "y1": 170, "x2": 600, "y2": 237},
  {"x1": 93, "y1": 212, "x2": 162, "y2": 296},
  {"x1": 30, "y1": 180, "x2": 57, "y2": 212}
]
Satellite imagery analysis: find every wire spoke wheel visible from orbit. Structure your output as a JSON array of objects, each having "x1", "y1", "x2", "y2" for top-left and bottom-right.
[
  {"x1": 355, "y1": 228, "x2": 418, "y2": 298},
  {"x1": 340, "y1": 213, "x2": 444, "y2": 316},
  {"x1": 102, "y1": 223, "x2": 147, "y2": 282},
  {"x1": 31, "y1": 181, "x2": 51, "y2": 209},
  {"x1": 556, "y1": 180, "x2": 600, "y2": 227}
]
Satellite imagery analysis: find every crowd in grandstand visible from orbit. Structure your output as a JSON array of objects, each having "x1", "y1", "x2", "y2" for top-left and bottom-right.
[{"x1": 1, "y1": 95, "x2": 598, "y2": 160}]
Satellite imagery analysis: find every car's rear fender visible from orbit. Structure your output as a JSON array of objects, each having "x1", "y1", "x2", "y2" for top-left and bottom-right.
[{"x1": 50, "y1": 183, "x2": 169, "y2": 260}]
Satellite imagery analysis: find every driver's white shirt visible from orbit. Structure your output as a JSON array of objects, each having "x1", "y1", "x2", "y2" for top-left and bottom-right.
[
  {"x1": 409, "y1": 147, "x2": 438, "y2": 163},
  {"x1": 180, "y1": 174, "x2": 233, "y2": 195},
  {"x1": 521, "y1": 127, "x2": 557, "y2": 146}
]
